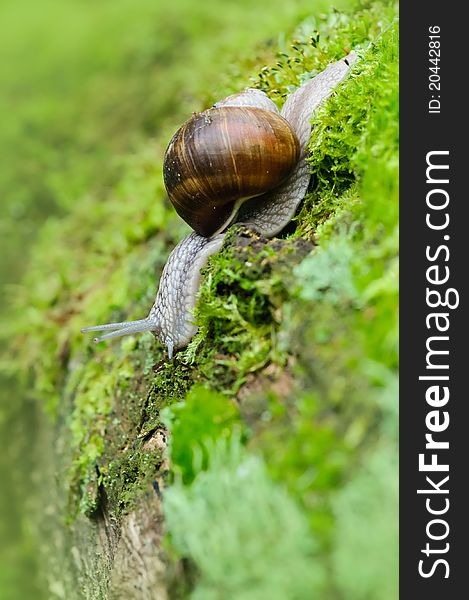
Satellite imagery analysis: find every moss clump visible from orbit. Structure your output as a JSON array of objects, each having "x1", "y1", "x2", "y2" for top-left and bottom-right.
[
  {"x1": 161, "y1": 386, "x2": 243, "y2": 485},
  {"x1": 164, "y1": 435, "x2": 326, "y2": 600},
  {"x1": 190, "y1": 228, "x2": 313, "y2": 393}
]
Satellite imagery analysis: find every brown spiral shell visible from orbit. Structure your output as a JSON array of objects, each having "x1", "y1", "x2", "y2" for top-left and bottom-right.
[{"x1": 163, "y1": 106, "x2": 300, "y2": 237}]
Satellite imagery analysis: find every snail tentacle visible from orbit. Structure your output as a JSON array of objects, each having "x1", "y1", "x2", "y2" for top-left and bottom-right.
[{"x1": 81, "y1": 317, "x2": 159, "y2": 343}]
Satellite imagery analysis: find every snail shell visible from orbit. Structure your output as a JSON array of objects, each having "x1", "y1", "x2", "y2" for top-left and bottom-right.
[{"x1": 163, "y1": 106, "x2": 300, "y2": 237}]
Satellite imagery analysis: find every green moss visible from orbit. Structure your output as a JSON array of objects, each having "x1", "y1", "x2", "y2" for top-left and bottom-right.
[
  {"x1": 161, "y1": 386, "x2": 243, "y2": 484},
  {"x1": 332, "y1": 435, "x2": 398, "y2": 599},
  {"x1": 191, "y1": 229, "x2": 313, "y2": 393},
  {"x1": 165, "y1": 435, "x2": 327, "y2": 599}
]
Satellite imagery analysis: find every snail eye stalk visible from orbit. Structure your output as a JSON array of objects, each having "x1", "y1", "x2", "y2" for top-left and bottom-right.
[{"x1": 81, "y1": 318, "x2": 157, "y2": 343}]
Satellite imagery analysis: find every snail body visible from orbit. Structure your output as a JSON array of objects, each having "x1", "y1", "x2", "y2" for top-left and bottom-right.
[{"x1": 82, "y1": 53, "x2": 357, "y2": 357}]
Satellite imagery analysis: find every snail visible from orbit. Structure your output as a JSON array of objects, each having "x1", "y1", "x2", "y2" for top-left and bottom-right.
[{"x1": 82, "y1": 52, "x2": 356, "y2": 358}]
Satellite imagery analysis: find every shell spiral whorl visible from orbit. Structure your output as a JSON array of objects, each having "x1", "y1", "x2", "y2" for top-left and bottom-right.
[
  {"x1": 81, "y1": 52, "x2": 357, "y2": 357},
  {"x1": 163, "y1": 106, "x2": 300, "y2": 237}
]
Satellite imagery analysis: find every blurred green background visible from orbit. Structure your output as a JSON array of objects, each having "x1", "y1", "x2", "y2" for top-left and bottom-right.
[{"x1": 0, "y1": 0, "x2": 316, "y2": 597}]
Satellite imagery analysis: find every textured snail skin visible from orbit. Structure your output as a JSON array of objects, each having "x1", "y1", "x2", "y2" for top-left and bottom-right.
[
  {"x1": 147, "y1": 232, "x2": 225, "y2": 358},
  {"x1": 82, "y1": 52, "x2": 356, "y2": 358}
]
